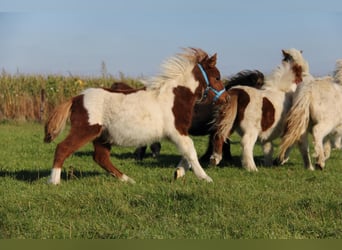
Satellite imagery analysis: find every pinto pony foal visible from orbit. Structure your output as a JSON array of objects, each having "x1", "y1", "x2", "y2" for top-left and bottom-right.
[
  {"x1": 44, "y1": 48, "x2": 228, "y2": 184},
  {"x1": 209, "y1": 49, "x2": 309, "y2": 171}
]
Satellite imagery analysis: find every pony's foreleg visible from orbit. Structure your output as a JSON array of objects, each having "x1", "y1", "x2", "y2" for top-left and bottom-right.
[
  {"x1": 202, "y1": 133, "x2": 232, "y2": 162},
  {"x1": 297, "y1": 132, "x2": 314, "y2": 170},
  {"x1": 48, "y1": 124, "x2": 102, "y2": 185},
  {"x1": 93, "y1": 139, "x2": 135, "y2": 183},
  {"x1": 209, "y1": 134, "x2": 224, "y2": 166},
  {"x1": 173, "y1": 135, "x2": 212, "y2": 182},
  {"x1": 241, "y1": 133, "x2": 258, "y2": 171},
  {"x1": 262, "y1": 141, "x2": 273, "y2": 166}
]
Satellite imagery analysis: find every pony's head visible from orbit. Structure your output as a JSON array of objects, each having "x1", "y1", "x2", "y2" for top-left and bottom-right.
[
  {"x1": 263, "y1": 49, "x2": 310, "y2": 92},
  {"x1": 151, "y1": 48, "x2": 227, "y2": 104},
  {"x1": 189, "y1": 48, "x2": 228, "y2": 104},
  {"x1": 282, "y1": 48, "x2": 310, "y2": 84}
]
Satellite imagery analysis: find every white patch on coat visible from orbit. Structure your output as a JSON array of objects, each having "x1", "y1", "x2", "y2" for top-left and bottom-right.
[{"x1": 81, "y1": 49, "x2": 203, "y2": 148}]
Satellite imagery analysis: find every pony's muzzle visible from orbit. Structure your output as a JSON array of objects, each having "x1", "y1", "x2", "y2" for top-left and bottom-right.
[{"x1": 214, "y1": 91, "x2": 229, "y2": 104}]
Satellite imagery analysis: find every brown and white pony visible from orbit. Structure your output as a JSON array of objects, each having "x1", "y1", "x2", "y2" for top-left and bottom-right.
[
  {"x1": 111, "y1": 70, "x2": 265, "y2": 161},
  {"x1": 209, "y1": 49, "x2": 310, "y2": 171},
  {"x1": 278, "y1": 59, "x2": 342, "y2": 170},
  {"x1": 44, "y1": 48, "x2": 228, "y2": 184}
]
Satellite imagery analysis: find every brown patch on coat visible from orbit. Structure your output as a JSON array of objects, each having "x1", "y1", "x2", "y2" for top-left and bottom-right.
[
  {"x1": 69, "y1": 95, "x2": 103, "y2": 140},
  {"x1": 172, "y1": 86, "x2": 197, "y2": 135},
  {"x1": 261, "y1": 97, "x2": 275, "y2": 131},
  {"x1": 51, "y1": 95, "x2": 103, "y2": 170},
  {"x1": 230, "y1": 88, "x2": 250, "y2": 125},
  {"x1": 292, "y1": 64, "x2": 303, "y2": 84}
]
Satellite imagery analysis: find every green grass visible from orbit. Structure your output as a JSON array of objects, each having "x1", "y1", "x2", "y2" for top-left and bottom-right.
[{"x1": 0, "y1": 122, "x2": 342, "y2": 239}]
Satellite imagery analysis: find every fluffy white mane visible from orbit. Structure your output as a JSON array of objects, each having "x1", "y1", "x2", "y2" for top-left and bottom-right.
[
  {"x1": 146, "y1": 48, "x2": 205, "y2": 90},
  {"x1": 333, "y1": 59, "x2": 342, "y2": 84},
  {"x1": 262, "y1": 63, "x2": 294, "y2": 91}
]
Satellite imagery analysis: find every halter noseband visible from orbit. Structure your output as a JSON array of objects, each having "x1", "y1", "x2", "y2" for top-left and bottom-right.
[{"x1": 197, "y1": 63, "x2": 225, "y2": 103}]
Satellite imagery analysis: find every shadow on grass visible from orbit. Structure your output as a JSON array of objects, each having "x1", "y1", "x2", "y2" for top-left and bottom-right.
[
  {"x1": 72, "y1": 150, "x2": 276, "y2": 170},
  {"x1": 74, "y1": 151, "x2": 182, "y2": 169},
  {"x1": 0, "y1": 169, "x2": 101, "y2": 183}
]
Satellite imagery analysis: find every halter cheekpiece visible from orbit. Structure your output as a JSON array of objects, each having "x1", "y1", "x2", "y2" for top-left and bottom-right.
[{"x1": 197, "y1": 63, "x2": 225, "y2": 102}]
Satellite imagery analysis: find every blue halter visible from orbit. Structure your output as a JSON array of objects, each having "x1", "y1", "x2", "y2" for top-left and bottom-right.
[{"x1": 197, "y1": 64, "x2": 225, "y2": 102}]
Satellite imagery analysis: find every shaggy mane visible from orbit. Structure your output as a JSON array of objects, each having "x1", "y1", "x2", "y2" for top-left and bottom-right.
[{"x1": 146, "y1": 48, "x2": 208, "y2": 90}]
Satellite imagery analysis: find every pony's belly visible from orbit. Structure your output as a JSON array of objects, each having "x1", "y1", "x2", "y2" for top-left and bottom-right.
[{"x1": 104, "y1": 123, "x2": 164, "y2": 147}]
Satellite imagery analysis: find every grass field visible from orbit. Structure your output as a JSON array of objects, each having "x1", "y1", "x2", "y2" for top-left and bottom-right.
[{"x1": 0, "y1": 122, "x2": 342, "y2": 239}]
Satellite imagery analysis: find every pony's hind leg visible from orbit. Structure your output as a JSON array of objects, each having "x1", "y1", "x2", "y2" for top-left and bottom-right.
[
  {"x1": 241, "y1": 133, "x2": 258, "y2": 171},
  {"x1": 93, "y1": 139, "x2": 135, "y2": 183},
  {"x1": 312, "y1": 124, "x2": 331, "y2": 170},
  {"x1": 298, "y1": 132, "x2": 314, "y2": 170},
  {"x1": 48, "y1": 124, "x2": 102, "y2": 185}
]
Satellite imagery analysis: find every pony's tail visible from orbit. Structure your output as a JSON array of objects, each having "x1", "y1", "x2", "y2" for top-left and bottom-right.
[
  {"x1": 333, "y1": 59, "x2": 342, "y2": 85},
  {"x1": 278, "y1": 84, "x2": 312, "y2": 161},
  {"x1": 214, "y1": 89, "x2": 239, "y2": 141},
  {"x1": 44, "y1": 99, "x2": 73, "y2": 143}
]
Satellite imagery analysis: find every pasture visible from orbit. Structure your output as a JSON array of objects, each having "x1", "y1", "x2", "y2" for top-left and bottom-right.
[{"x1": 0, "y1": 122, "x2": 342, "y2": 239}]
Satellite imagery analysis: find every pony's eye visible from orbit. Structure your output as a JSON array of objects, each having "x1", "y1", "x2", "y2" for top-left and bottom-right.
[{"x1": 216, "y1": 77, "x2": 220, "y2": 81}]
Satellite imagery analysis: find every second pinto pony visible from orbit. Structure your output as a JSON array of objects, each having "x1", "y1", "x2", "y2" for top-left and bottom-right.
[
  {"x1": 44, "y1": 48, "x2": 227, "y2": 184},
  {"x1": 209, "y1": 49, "x2": 309, "y2": 171}
]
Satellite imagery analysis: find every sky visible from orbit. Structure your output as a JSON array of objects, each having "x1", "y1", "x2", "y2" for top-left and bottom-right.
[{"x1": 1, "y1": 0, "x2": 342, "y2": 78}]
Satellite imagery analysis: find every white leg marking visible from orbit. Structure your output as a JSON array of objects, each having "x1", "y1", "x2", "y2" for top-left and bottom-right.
[
  {"x1": 48, "y1": 168, "x2": 62, "y2": 185},
  {"x1": 120, "y1": 174, "x2": 136, "y2": 184},
  {"x1": 210, "y1": 152, "x2": 222, "y2": 166}
]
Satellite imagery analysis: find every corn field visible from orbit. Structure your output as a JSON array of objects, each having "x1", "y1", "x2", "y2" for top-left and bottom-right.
[{"x1": 0, "y1": 70, "x2": 143, "y2": 122}]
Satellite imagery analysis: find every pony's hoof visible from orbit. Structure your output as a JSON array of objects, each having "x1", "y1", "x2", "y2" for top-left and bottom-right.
[
  {"x1": 315, "y1": 164, "x2": 324, "y2": 171},
  {"x1": 47, "y1": 178, "x2": 60, "y2": 185},
  {"x1": 174, "y1": 167, "x2": 185, "y2": 180},
  {"x1": 202, "y1": 175, "x2": 213, "y2": 183},
  {"x1": 273, "y1": 157, "x2": 283, "y2": 166},
  {"x1": 210, "y1": 153, "x2": 222, "y2": 166},
  {"x1": 120, "y1": 174, "x2": 136, "y2": 184},
  {"x1": 209, "y1": 158, "x2": 218, "y2": 166},
  {"x1": 246, "y1": 167, "x2": 258, "y2": 172}
]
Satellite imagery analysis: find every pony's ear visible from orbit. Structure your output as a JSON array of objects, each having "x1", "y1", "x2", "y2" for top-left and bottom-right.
[
  {"x1": 208, "y1": 53, "x2": 217, "y2": 67},
  {"x1": 282, "y1": 49, "x2": 288, "y2": 56},
  {"x1": 300, "y1": 50, "x2": 303, "y2": 54}
]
